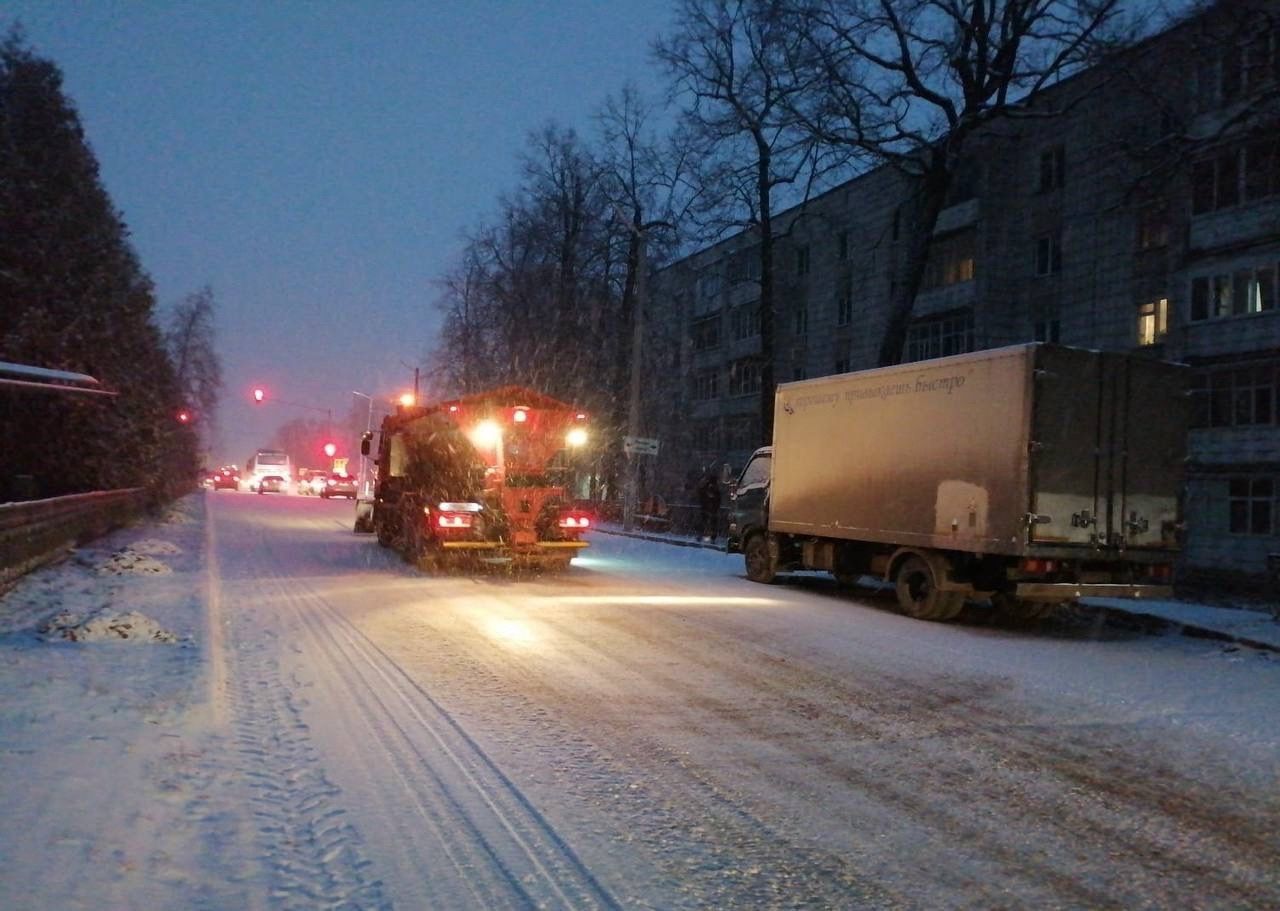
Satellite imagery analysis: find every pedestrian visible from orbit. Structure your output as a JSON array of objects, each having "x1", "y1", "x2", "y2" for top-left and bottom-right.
[{"x1": 696, "y1": 466, "x2": 721, "y2": 543}]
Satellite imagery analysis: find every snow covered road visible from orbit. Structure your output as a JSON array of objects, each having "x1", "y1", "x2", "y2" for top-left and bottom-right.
[{"x1": 2, "y1": 491, "x2": 1278, "y2": 909}]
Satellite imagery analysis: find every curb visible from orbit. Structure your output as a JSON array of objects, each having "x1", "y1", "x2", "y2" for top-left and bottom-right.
[
  {"x1": 592, "y1": 526, "x2": 726, "y2": 552},
  {"x1": 1089, "y1": 604, "x2": 1280, "y2": 655},
  {"x1": 593, "y1": 527, "x2": 1280, "y2": 654}
]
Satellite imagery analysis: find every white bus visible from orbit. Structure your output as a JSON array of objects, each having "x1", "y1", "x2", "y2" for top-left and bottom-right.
[{"x1": 244, "y1": 448, "x2": 292, "y2": 492}]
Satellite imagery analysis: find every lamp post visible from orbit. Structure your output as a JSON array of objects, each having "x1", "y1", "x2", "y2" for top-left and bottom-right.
[{"x1": 352, "y1": 391, "x2": 374, "y2": 497}]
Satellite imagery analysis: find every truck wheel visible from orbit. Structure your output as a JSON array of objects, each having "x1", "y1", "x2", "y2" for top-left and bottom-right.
[
  {"x1": 744, "y1": 533, "x2": 777, "y2": 584},
  {"x1": 895, "y1": 556, "x2": 961, "y2": 621},
  {"x1": 375, "y1": 515, "x2": 395, "y2": 548}
]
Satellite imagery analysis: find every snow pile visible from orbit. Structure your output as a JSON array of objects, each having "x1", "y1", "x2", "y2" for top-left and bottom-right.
[
  {"x1": 38, "y1": 608, "x2": 181, "y2": 643},
  {"x1": 96, "y1": 548, "x2": 173, "y2": 575},
  {"x1": 129, "y1": 538, "x2": 183, "y2": 556},
  {"x1": 161, "y1": 506, "x2": 195, "y2": 525}
]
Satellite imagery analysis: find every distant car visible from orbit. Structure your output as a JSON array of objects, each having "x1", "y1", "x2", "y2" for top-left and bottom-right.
[
  {"x1": 213, "y1": 467, "x2": 240, "y2": 491},
  {"x1": 297, "y1": 469, "x2": 327, "y2": 496},
  {"x1": 320, "y1": 471, "x2": 357, "y2": 499},
  {"x1": 257, "y1": 475, "x2": 287, "y2": 494}
]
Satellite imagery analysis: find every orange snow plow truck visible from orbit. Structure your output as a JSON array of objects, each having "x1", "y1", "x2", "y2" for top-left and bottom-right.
[{"x1": 355, "y1": 386, "x2": 592, "y2": 571}]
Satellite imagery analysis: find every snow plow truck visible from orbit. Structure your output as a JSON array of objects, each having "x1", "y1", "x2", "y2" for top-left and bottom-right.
[{"x1": 355, "y1": 386, "x2": 593, "y2": 571}]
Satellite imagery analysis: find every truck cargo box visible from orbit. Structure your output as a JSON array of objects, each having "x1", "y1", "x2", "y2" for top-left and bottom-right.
[{"x1": 769, "y1": 344, "x2": 1185, "y2": 558}]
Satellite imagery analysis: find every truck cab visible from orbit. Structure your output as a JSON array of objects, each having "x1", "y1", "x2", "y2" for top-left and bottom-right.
[{"x1": 726, "y1": 447, "x2": 771, "y2": 555}]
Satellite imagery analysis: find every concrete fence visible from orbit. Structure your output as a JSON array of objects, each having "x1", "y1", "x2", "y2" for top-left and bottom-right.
[{"x1": 0, "y1": 488, "x2": 148, "y2": 594}]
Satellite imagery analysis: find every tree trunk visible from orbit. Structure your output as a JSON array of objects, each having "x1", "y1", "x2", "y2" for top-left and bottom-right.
[
  {"x1": 878, "y1": 156, "x2": 952, "y2": 367},
  {"x1": 756, "y1": 145, "x2": 776, "y2": 444}
]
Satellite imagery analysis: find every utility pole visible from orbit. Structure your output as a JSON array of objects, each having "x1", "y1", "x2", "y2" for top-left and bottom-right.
[{"x1": 623, "y1": 228, "x2": 646, "y2": 532}]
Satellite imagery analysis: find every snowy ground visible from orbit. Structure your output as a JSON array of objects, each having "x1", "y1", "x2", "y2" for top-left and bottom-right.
[{"x1": 1, "y1": 492, "x2": 1278, "y2": 910}]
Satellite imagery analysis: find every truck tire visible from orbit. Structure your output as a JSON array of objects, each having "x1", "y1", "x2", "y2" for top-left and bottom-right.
[
  {"x1": 744, "y1": 533, "x2": 777, "y2": 584},
  {"x1": 375, "y1": 514, "x2": 395, "y2": 548},
  {"x1": 894, "y1": 556, "x2": 963, "y2": 621}
]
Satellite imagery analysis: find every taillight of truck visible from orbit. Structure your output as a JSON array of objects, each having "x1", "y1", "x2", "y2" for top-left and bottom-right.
[{"x1": 558, "y1": 513, "x2": 591, "y2": 529}]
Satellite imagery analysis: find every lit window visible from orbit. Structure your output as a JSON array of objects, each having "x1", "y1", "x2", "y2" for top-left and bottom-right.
[
  {"x1": 922, "y1": 230, "x2": 976, "y2": 289},
  {"x1": 1137, "y1": 298, "x2": 1168, "y2": 346}
]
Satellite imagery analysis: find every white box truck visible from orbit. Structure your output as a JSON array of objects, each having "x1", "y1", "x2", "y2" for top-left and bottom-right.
[{"x1": 726, "y1": 343, "x2": 1186, "y2": 621}]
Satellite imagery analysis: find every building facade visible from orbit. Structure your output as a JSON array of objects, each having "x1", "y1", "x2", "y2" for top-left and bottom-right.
[{"x1": 642, "y1": 1, "x2": 1280, "y2": 585}]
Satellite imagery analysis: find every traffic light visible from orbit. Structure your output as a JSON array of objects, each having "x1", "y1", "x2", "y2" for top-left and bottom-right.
[
  {"x1": 252, "y1": 387, "x2": 265, "y2": 403},
  {"x1": 323, "y1": 442, "x2": 337, "y2": 458},
  {"x1": 176, "y1": 409, "x2": 192, "y2": 424}
]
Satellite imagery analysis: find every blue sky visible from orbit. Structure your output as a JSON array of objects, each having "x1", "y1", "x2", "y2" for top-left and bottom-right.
[{"x1": 6, "y1": 1, "x2": 671, "y2": 464}]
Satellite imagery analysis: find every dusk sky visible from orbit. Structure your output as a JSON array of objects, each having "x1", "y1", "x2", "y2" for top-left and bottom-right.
[{"x1": 6, "y1": 1, "x2": 671, "y2": 466}]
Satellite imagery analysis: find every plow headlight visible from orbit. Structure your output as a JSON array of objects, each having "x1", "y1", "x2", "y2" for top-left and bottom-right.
[
  {"x1": 558, "y1": 513, "x2": 591, "y2": 529},
  {"x1": 565, "y1": 427, "x2": 588, "y2": 447}
]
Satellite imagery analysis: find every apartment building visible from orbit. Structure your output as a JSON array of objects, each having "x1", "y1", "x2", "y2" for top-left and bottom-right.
[{"x1": 643, "y1": 1, "x2": 1280, "y2": 585}]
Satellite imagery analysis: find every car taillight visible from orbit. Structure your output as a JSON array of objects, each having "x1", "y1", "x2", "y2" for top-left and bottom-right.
[
  {"x1": 558, "y1": 513, "x2": 591, "y2": 529},
  {"x1": 437, "y1": 513, "x2": 473, "y2": 528},
  {"x1": 327, "y1": 479, "x2": 336, "y2": 486}
]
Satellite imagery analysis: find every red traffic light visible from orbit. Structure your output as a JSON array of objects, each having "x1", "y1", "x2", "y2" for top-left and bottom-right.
[
  {"x1": 177, "y1": 409, "x2": 192, "y2": 424},
  {"x1": 323, "y1": 442, "x2": 337, "y2": 458},
  {"x1": 252, "y1": 387, "x2": 265, "y2": 403}
]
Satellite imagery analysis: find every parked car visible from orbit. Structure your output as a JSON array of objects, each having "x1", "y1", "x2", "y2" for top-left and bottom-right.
[
  {"x1": 320, "y1": 471, "x2": 357, "y2": 499},
  {"x1": 212, "y1": 466, "x2": 240, "y2": 491}
]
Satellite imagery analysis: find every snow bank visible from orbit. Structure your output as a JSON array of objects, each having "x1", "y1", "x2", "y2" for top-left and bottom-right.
[
  {"x1": 129, "y1": 538, "x2": 183, "y2": 555},
  {"x1": 38, "y1": 608, "x2": 182, "y2": 643},
  {"x1": 97, "y1": 548, "x2": 172, "y2": 575}
]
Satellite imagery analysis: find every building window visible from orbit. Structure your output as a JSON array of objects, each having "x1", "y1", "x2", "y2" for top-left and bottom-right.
[
  {"x1": 1034, "y1": 232, "x2": 1062, "y2": 276},
  {"x1": 724, "y1": 415, "x2": 759, "y2": 452},
  {"x1": 731, "y1": 303, "x2": 761, "y2": 340},
  {"x1": 793, "y1": 304, "x2": 808, "y2": 337},
  {"x1": 1192, "y1": 147, "x2": 1244, "y2": 214},
  {"x1": 792, "y1": 365, "x2": 807, "y2": 381},
  {"x1": 692, "y1": 420, "x2": 720, "y2": 452},
  {"x1": 836, "y1": 279, "x2": 853, "y2": 326},
  {"x1": 891, "y1": 207, "x2": 900, "y2": 241},
  {"x1": 691, "y1": 314, "x2": 720, "y2": 352},
  {"x1": 905, "y1": 310, "x2": 974, "y2": 363},
  {"x1": 1243, "y1": 26, "x2": 1278, "y2": 93},
  {"x1": 1038, "y1": 145, "x2": 1066, "y2": 192},
  {"x1": 1229, "y1": 478, "x2": 1274, "y2": 535},
  {"x1": 1190, "y1": 264, "x2": 1278, "y2": 321},
  {"x1": 921, "y1": 230, "x2": 976, "y2": 290},
  {"x1": 1244, "y1": 137, "x2": 1280, "y2": 202},
  {"x1": 837, "y1": 230, "x2": 849, "y2": 261},
  {"x1": 1137, "y1": 298, "x2": 1169, "y2": 346},
  {"x1": 692, "y1": 369, "x2": 719, "y2": 401},
  {"x1": 728, "y1": 359, "x2": 762, "y2": 397},
  {"x1": 795, "y1": 245, "x2": 810, "y2": 277},
  {"x1": 1136, "y1": 202, "x2": 1169, "y2": 250},
  {"x1": 1190, "y1": 364, "x2": 1276, "y2": 428},
  {"x1": 696, "y1": 271, "x2": 723, "y2": 314},
  {"x1": 1034, "y1": 314, "x2": 1061, "y2": 343},
  {"x1": 728, "y1": 245, "x2": 761, "y2": 284},
  {"x1": 833, "y1": 357, "x2": 851, "y2": 374}
]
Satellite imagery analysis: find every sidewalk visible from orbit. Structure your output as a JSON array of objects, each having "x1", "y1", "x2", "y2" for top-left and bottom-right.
[{"x1": 593, "y1": 523, "x2": 1280, "y2": 654}]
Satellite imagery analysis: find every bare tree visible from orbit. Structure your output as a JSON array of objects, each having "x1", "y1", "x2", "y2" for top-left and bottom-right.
[
  {"x1": 655, "y1": 0, "x2": 832, "y2": 440},
  {"x1": 165, "y1": 286, "x2": 222, "y2": 435},
  {"x1": 793, "y1": 0, "x2": 1130, "y2": 365}
]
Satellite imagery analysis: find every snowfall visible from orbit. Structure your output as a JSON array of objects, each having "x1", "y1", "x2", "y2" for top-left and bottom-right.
[{"x1": 0, "y1": 492, "x2": 1278, "y2": 910}]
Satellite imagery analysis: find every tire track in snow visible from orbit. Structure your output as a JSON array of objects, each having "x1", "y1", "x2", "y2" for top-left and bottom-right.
[
  {"x1": 222, "y1": 566, "x2": 390, "y2": 910},
  {"x1": 275, "y1": 573, "x2": 622, "y2": 911}
]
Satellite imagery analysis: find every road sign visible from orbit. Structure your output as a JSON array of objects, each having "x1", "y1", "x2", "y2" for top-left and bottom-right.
[{"x1": 624, "y1": 436, "x2": 660, "y2": 456}]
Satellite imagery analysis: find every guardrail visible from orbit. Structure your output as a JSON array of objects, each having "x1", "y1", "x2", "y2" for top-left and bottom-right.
[{"x1": 0, "y1": 488, "x2": 148, "y2": 594}]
